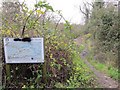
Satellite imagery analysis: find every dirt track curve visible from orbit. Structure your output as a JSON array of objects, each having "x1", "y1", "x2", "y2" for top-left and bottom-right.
[
  {"x1": 81, "y1": 55, "x2": 118, "y2": 88},
  {"x1": 75, "y1": 37, "x2": 119, "y2": 88}
]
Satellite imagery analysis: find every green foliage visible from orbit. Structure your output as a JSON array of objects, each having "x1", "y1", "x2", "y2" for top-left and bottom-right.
[
  {"x1": 81, "y1": 1, "x2": 119, "y2": 67},
  {"x1": 65, "y1": 48, "x2": 98, "y2": 88},
  {"x1": 1, "y1": 0, "x2": 100, "y2": 88},
  {"x1": 35, "y1": 1, "x2": 54, "y2": 11},
  {"x1": 94, "y1": 3, "x2": 118, "y2": 52},
  {"x1": 88, "y1": 57, "x2": 119, "y2": 81},
  {"x1": 107, "y1": 66, "x2": 119, "y2": 80}
]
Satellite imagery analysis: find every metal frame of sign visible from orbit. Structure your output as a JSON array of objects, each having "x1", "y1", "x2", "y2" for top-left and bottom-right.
[{"x1": 3, "y1": 38, "x2": 44, "y2": 63}]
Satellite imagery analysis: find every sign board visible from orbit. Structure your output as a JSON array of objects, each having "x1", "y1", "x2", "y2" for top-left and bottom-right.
[{"x1": 4, "y1": 38, "x2": 44, "y2": 63}]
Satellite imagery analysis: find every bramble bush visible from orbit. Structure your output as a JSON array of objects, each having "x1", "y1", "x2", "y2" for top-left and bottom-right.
[{"x1": 1, "y1": 1, "x2": 98, "y2": 88}]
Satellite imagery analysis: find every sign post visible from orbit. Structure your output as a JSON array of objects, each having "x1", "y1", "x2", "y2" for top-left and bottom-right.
[
  {"x1": 3, "y1": 37, "x2": 46, "y2": 85},
  {"x1": 4, "y1": 38, "x2": 44, "y2": 63}
]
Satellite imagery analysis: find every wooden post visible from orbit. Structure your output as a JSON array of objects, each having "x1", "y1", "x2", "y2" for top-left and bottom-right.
[
  {"x1": 2, "y1": 39, "x2": 11, "y2": 86},
  {"x1": 6, "y1": 65, "x2": 11, "y2": 81},
  {"x1": 42, "y1": 61, "x2": 47, "y2": 85}
]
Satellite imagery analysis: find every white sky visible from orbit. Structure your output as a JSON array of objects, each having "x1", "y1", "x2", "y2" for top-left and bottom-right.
[
  {"x1": 46, "y1": 0, "x2": 93, "y2": 24},
  {"x1": 18, "y1": 0, "x2": 93, "y2": 24},
  {"x1": 0, "y1": 0, "x2": 118, "y2": 24}
]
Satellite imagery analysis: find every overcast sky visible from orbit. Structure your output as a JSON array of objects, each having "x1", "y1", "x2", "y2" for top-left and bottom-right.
[
  {"x1": 18, "y1": 0, "x2": 93, "y2": 24},
  {"x1": 46, "y1": 0, "x2": 93, "y2": 24},
  {"x1": 0, "y1": 0, "x2": 118, "y2": 24}
]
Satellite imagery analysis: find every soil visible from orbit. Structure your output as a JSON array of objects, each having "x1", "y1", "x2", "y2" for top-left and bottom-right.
[
  {"x1": 75, "y1": 37, "x2": 119, "y2": 88},
  {"x1": 81, "y1": 55, "x2": 118, "y2": 88}
]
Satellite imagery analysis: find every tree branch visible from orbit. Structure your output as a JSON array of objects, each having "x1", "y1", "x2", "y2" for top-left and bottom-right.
[
  {"x1": 21, "y1": 8, "x2": 37, "y2": 37},
  {"x1": 55, "y1": 16, "x2": 62, "y2": 30},
  {"x1": 79, "y1": 6, "x2": 87, "y2": 15}
]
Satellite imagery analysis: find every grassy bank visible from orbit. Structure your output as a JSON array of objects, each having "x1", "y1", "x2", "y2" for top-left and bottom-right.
[{"x1": 88, "y1": 58, "x2": 119, "y2": 81}]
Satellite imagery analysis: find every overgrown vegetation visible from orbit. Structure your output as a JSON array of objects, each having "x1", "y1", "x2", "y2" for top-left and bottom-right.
[
  {"x1": 0, "y1": 0, "x2": 98, "y2": 89},
  {"x1": 85, "y1": 44, "x2": 119, "y2": 81},
  {"x1": 83, "y1": 0, "x2": 119, "y2": 67},
  {"x1": 0, "y1": 0, "x2": 119, "y2": 88},
  {"x1": 78, "y1": 0, "x2": 119, "y2": 79}
]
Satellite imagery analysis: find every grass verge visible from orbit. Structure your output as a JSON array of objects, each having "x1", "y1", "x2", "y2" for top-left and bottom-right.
[{"x1": 88, "y1": 59, "x2": 119, "y2": 81}]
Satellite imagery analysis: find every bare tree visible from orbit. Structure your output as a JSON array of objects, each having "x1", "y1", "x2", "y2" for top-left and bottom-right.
[{"x1": 79, "y1": 2, "x2": 92, "y2": 24}]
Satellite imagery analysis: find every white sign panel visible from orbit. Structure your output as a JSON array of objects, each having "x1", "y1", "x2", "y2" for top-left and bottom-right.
[{"x1": 4, "y1": 38, "x2": 44, "y2": 63}]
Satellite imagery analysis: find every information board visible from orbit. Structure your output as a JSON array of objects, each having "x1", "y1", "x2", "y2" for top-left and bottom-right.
[{"x1": 4, "y1": 38, "x2": 44, "y2": 63}]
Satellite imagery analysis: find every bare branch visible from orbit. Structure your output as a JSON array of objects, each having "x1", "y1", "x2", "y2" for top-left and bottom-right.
[
  {"x1": 21, "y1": 8, "x2": 38, "y2": 37},
  {"x1": 83, "y1": 2, "x2": 90, "y2": 14},
  {"x1": 59, "y1": 14, "x2": 72, "y2": 31},
  {"x1": 55, "y1": 16, "x2": 62, "y2": 30},
  {"x1": 79, "y1": 6, "x2": 87, "y2": 15},
  {"x1": 86, "y1": 1, "x2": 94, "y2": 8}
]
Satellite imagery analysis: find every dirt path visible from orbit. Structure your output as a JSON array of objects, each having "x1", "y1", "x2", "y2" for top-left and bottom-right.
[
  {"x1": 81, "y1": 50, "x2": 119, "y2": 88},
  {"x1": 74, "y1": 37, "x2": 119, "y2": 88}
]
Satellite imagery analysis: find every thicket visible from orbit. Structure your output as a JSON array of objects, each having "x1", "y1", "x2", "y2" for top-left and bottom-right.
[
  {"x1": 0, "y1": 1, "x2": 97, "y2": 88},
  {"x1": 80, "y1": 1, "x2": 119, "y2": 67}
]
